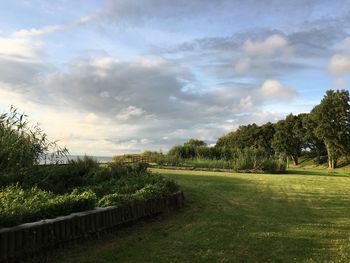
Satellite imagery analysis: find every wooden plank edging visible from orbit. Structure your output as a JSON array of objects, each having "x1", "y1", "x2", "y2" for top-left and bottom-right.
[{"x1": 0, "y1": 191, "x2": 184, "y2": 262}]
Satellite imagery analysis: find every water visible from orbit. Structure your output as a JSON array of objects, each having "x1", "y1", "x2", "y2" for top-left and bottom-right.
[
  {"x1": 67, "y1": 155, "x2": 113, "y2": 163},
  {"x1": 40, "y1": 155, "x2": 113, "y2": 164}
]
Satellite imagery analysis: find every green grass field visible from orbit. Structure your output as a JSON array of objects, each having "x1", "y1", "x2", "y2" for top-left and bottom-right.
[{"x1": 50, "y1": 168, "x2": 350, "y2": 263}]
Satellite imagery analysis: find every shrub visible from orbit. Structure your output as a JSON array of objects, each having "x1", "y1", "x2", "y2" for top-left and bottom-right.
[
  {"x1": 97, "y1": 182, "x2": 174, "y2": 207},
  {"x1": 184, "y1": 159, "x2": 233, "y2": 169},
  {"x1": 259, "y1": 159, "x2": 286, "y2": 173},
  {"x1": 150, "y1": 147, "x2": 286, "y2": 173},
  {"x1": 97, "y1": 193, "x2": 134, "y2": 207},
  {"x1": 0, "y1": 185, "x2": 96, "y2": 227}
]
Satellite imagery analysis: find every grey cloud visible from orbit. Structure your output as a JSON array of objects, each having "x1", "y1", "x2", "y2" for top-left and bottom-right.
[
  {"x1": 157, "y1": 22, "x2": 348, "y2": 81},
  {"x1": 102, "y1": 0, "x2": 350, "y2": 25},
  {"x1": 0, "y1": 57, "x2": 48, "y2": 87},
  {"x1": 0, "y1": 54, "x2": 304, "y2": 155},
  {"x1": 0, "y1": 55, "x2": 297, "y2": 141}
]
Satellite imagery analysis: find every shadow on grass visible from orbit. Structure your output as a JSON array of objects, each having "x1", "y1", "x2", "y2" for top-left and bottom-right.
[{"x1": 286, "y1": 169, "x2": 350, "y2": 178}]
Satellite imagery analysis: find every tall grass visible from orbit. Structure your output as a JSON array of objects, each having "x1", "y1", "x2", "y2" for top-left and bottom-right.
[
  {"x1": 0, "y1": 106, "x2": 67, "y2": 173},
  {"x1": 151, "y1": 147, "x2": 286, "y2": 173}
]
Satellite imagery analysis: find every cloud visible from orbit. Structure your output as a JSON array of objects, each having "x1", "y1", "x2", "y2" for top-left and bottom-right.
[
  {"x1": 0, "y1": 36, "x2": 42, "y2": 60},
  {"x1": 234, "y1": 58, "x2": 251, "y2": 74},
  {"x1": 243, "y1": 34, "x2": 290, "y2": 57},
  {"x1": 11, "y1": 25, "x2": 67, "y2": 38},
  {"x1": 239, "y1": 95, "x2": 254, "y2": 110},
  {"x1": 259, "y1": 80, "x2": 298, "y2": 100},
  {"x1": 6, "y1": 8, "x2": 101, "y2": 45},
  {"x1": 0, "y1": 51, "x2": 303, "y2": 155},
  {"x1": 328, "y1": 54, "x2": 350, "y2": 74},
  {"x1": 4, "y1": 0, "x2": 341, "y2": 154},
  {"x1": 116, "y1": 106, "x2": 145, "y2": 121},
  {"x1": 159, "y1": 22, "x2": 347, "y2": 80},
  {"x1": 84, "y1": 112, "x2": 98, "y2": 123}
]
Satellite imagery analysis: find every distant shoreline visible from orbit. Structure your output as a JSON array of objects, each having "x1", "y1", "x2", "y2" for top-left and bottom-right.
[{"x1": 40, "y1": 155, "x2": 113, "y2": 164}]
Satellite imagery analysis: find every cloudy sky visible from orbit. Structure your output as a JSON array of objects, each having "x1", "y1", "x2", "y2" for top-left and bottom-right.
[{"x1": 1, "y1": 0, "x2": 350, "y2": 156}]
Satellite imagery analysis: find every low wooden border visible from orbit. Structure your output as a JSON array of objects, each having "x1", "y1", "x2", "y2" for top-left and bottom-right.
[{"x1": 0, "y1": 191, "x2": 184, "y2": 263}]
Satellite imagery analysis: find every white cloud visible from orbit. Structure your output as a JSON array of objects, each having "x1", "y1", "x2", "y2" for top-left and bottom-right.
[
  {"x1": 243, "y1": 34, "x2": 290, "y2": 57},
  {"x1": 328, "y1": 54, "x2": 350, "y2": 74},
  {"x1": 11, "y1": 25, "x2": 66, "y2": 38},
  {"x1": 0, "y1": 36, "x2": 41, "y2": 60},
  {"x1": 259, "y1": 80, "x2": 297, "y2": 100},
  {"x1": 84, "y1": 112, "x2": 98, "y2": 123},
  {"x1": 0, "y1": 15, "x2": 89, "y2": 62},
  {"x1": 116, "y1": 106, "x2": 145, "y2": 121},
  {"x1": 100, "y1": 91, "x2": 110, "y2": 98},
  {"x1": 9, "y1": 10, "x2": 100, "y2": 39}
]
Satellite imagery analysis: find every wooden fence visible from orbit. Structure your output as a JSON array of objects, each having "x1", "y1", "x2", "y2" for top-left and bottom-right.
[{"x1": 0, "y1": 191, "x2": 184, "y2": 263}]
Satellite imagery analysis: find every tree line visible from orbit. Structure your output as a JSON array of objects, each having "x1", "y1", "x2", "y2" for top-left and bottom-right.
[{"x1": 153, "y1": 89, "x2": 350, "y2": 169}]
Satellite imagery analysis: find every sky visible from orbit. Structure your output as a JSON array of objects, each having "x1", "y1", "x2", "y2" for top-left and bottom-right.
[{"x1": 0, "y1": 0, "x2": 350, "y2": 156}]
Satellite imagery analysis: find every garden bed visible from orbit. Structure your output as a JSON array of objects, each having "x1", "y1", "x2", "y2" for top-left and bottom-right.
[{"x1": 0, "y1": 191, "x2": 184, "y2": 263}]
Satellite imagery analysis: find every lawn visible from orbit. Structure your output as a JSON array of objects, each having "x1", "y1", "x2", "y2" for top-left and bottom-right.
[{"x1": 49, "y1": 168, "x2": 350, "y2": 262}]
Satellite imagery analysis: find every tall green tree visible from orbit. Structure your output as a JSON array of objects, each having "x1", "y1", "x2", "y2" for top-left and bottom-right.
[
  {"x1": 216, "y1": 123, "x2": 275, "y2": 155},
  {"x1": 184, "y1": 139, "x2": 207, "y2": 147},
  {"x1": 310, "y1": 89, "x2": 350, "y2": 168},
  {"x1": 272, "y1": 114, "x2": 303, "y2": 166},
  {"x1": 298, "y1": 113, "x2": 326, "y2": 159}
]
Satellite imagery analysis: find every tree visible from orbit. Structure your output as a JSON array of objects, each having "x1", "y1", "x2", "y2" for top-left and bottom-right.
[
  {"x1": 272, "y1": 114, "x2": 303, "y2": 166},
  {"x1": 310, "y1": 89, "x2": 350, "y2": 168},
  {"x1": 216, "y1": 123, "x2": 275, "y2": 154},
  {"x1": 297, "y1": 113, "x2": 326, "y2": 159},
  {"x1": 257, "y1": 122, "x2": 276, "y2": 155},
  {"x1": 183, "y1": 139, "x2": 207, "y2": 147}
]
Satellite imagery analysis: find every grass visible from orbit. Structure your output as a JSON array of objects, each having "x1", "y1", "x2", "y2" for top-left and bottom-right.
[{"x1": 49, "y1": 168, "x2": 350, "y2": 263}]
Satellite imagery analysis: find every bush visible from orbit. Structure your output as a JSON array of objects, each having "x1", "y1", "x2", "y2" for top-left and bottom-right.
[
  {"x1": 184, "y1": 159, "x2": 233, "y2": 169},
  {"x1": 0, "y1": 107, "x2": 181, "y2": 227},
  {"x1": 97, "y1": 182, "x2": 176, "y2": 207},
  {"x1": 0, "y1": 185, "x2": 96, "y2": 227},
  {"x1": 259, "y1": 159, "x2": 286, "y2": 173}
]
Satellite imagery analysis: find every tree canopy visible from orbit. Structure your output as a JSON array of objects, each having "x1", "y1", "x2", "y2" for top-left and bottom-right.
[{"x1": 310, "y1": 89, "x2": 350, "y2": 168}]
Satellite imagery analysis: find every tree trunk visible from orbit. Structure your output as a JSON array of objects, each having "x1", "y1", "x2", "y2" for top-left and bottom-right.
[
  {"x1": 326, "y1": 144, "x2": 337, "y2": 169},
  {"x1": 292, "y1": 155, "x2": 298, "y2": 166}
]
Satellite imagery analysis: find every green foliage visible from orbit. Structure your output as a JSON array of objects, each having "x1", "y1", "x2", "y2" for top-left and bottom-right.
[
  {"x1": 0, "y1": 185, "x2": 96, "y2": 227},
  {"x1": 298, "y1": 113, "x2": 326, "y2": 157},
  {"x1": 184, "y1": 159, "x2": 234, "y2": 169},
  {"x1": 183, "y1": 139, "x2": 207, "y2": 147},
  {"x1": 216, "y1": 123, "x2": 275, "y2": 155},
  {"x1": 0, "y1": 157, "x2": 179, "y2": 227},
  {"x1": 97, "y1": 182, "x2": 176, "y2": 207},
  {"x1": 6, "y1": 157, "x2": 174, "y2": 198},
  {"x1": 310, "y1": 89, "x2": 350, "y2": 168},
  {"x1": 272, "y1": 114, "x2": 303, "y2": 165},
  {"x1": 151, "y1": 148, "x2": 285, "y2": 172},
  {"x1": 0, "y1": 108, "x2": 180, "y2": 227},
  {"x1": 232, "y1": 148, "x2": 286, "y2": 172},
  {"x1": 0, "y1": 106, "x2": 68, "y2": 173}
]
